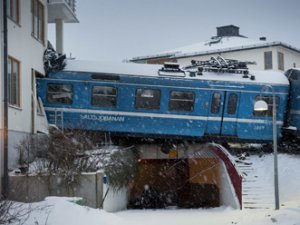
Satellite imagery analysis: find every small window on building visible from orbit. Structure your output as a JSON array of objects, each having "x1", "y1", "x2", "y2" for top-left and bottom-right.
[
  {"x1": 278, "y1": 52, "x2": 284, "y2": 70},
  {"x1": 211, "y1": 92, "x2": 221, "y2": 114},
  {"x1": 253, "y1": 96, "x2": 280, "y2": 117},
  {"x1": 293, "y1": 63, "x2": 296, "y2": 68},
  {"x1": 47, "y1": 84, "x2": 73, "y2": 104},
  {"x1": 227, "y1": 93, "x2": 238, "y2": 115},
  {"x1": 31, "y1": 0, "x2": 45, "y2": 43},
  {"x1": 7, "y1": 0, "x2": 20, "y2": 24},
  {"x1": 92, "y1": 86, "x2": 117, "y2": 107},
  {"x1": 135, "y1": 89, "x2": 161, "y2": 110},
  {"x1": 8, "y1": 56, "x2": 21, "y2": 107},
  {"x1": 264, "y1": 51, "x2": 273, "y2": 70},
  {"x1": 169, "y1": 91, "x2": 195, "y2": 112}
]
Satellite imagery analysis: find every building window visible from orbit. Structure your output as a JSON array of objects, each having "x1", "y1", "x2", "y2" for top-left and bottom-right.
[
  {"x1": 264, "y1": 51, "x2": 273, "y2": 70},
  {"x1": 7, "y1": 0, "x2": 20, "y2": 24},
  {"x1": 278, "y1": 52, "x2": 284, "y2": 71},
  {"x1": 253, "y1": 96, "x2": 280, "y2": 117},
  {"x1": 92, "y1": 86, "x2": 117, "y2": 107},
  {"x1": 47, "y1": 84, "x2": 73, "y2": 104},
  {"x1": 135, "y1": 89, "x2": 161, "y2": 110},
  {"x1": 211, "y1": 92, "x2": 221, "y2": 114},
  {"x1": 169, "y1": 91, "x2": 195, "y2": 112},
  {"x1": 227, "y1": 93, "x2": 238, "y2": 115},
  {"x1": 31, "y1": 0, "x2": 44, "y2": 43},
  {"x1": 293, "y1": 63, "x2": 296, "y2": 68},
  {"x1": 8, "y1": 57, "x2": 21, "y2": 107}
]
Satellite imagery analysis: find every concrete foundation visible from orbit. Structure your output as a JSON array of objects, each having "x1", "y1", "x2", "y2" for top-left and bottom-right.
[{"x1": 9, "y1": 172, "x2": 103, "y2": 208}]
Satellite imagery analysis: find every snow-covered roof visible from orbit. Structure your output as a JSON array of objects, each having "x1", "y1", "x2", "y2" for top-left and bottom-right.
[
  {"x1": 64, "y1": 60, "x2": 162, "y2": 77},
  {"x1": 130, "y1": 36, "x2": 300, "y2": 61},
  {"x1": 64, "y1": 60, "x2": 289, "y2": 86}
]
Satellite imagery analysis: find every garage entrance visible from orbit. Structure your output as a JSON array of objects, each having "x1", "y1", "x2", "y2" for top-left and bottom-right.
[{"x1": 128, "y1": 143, "x2": 241, "y2": 209}]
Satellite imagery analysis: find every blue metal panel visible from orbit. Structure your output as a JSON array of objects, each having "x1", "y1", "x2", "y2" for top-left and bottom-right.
[
  {"x1": 45, "y1": 110, "x2": 207, "y2": 137},
  {"x1": 286, "y1": 70, "x2": 300, "y2": 133}
]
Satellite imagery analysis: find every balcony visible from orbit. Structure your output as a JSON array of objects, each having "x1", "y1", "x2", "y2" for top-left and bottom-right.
[{"x1": 48, "y1": 0, "x2": 79, "y2": 23}]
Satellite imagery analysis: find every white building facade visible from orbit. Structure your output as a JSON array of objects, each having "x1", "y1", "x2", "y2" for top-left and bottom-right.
[
  {"x1": 1, "y1": 0, "x2": 78, "y2": 195},
  {"x1": 7, "y1": 0, "x2": 49, "y2": 170},
  {"x1": 130, "y1": 25, "x2": 300, "y2": 72}
]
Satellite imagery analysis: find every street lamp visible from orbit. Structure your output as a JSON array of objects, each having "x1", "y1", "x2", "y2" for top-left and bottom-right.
[{"x1": 254, "y1": 85, "x2": 280, "y2": 210}]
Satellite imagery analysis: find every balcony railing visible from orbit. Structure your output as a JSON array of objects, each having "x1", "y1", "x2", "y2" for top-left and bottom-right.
[
  {"x1": 48, "y1": 0, "x2": 76, "y2": 15},
  {"x1": 48, "y1": 0, "x2": 78, "y2": 23},
  {"x1": 64, "y1": 0, "x2": 76, "y2": 14}
]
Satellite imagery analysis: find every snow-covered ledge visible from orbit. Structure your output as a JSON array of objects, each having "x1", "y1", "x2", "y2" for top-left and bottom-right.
[{"x1": 210, "y1": 144, "x2": 242, "y2": 209}]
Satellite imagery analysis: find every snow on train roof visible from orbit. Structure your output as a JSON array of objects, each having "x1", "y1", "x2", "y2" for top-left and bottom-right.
[{"x1": 64, "y1": 60, "x2": 289, "y2": 86}]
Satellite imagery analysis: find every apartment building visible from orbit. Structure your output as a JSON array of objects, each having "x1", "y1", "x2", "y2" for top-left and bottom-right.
[{"x1": 0, "y1": 0, "x2": 78, "y2": 195}]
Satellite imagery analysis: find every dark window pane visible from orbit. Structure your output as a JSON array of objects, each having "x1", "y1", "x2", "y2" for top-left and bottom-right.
[
  {"x1": 47, "y1": 84, "x2": 73, "y2": 104},
  {"x1": 227, "y1": 93, "x2": 238, "y2": 115},
  {"x1": 7, "y1": 57, "x2": 20, "y2": 106},
  {"x1": 253, "y1": 95, "x2": 280, "y2": 117},
  {"x1": 135, "y1": 89, "x2": 161, "y2": 109},
  {"x1": 278, "y1": 52, "x2": 284, "y2": 71},
  {"x1": 211, "y1": 92, "x2": 221, "y2": 113},
  {"x1": 264, "y1": 51, "x2": 273, "y2": 70},
  {"x1": 7, "y1": 59, "x2": 12, "y2": 104},
  {"x1": 92, "y1": 86, "x2": 117, "y2": 107},
  {"x1": 32, "y1": 0, "x2": 44, "y2": 42},
  {"x1": 8, "y1": 0, "x2": 19, "y2": 23},
  {"x1": 169, "y1": 91, "x2": 195, "y2": 112}
]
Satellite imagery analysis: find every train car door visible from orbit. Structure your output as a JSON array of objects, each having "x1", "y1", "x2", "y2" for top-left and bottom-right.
[
  {"x1": 221, "y1": 92, "x2": 240, "y2": 136},
  {"x1": 206, "y1": 91, "x2": 240, "y2": 136},
  {"x1": 206, "y1": 91, "x2": 225, "y2": 135}
]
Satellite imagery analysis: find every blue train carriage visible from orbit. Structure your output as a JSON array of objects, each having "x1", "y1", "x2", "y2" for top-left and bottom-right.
[
  {"x1": 36, "y1": 60, "x2": 289, "y2": 143},
  {"x1": 284, "y1": 68, "x2": 300, "y2": 137}
]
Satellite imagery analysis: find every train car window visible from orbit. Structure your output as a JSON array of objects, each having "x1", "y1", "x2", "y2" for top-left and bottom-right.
[
  {"x1": 227, "y1": 93, "x2": 238, "y2": 115},
  {"x1": 253, "y1": 96, "x2": 280, "y2": 117},
  {"x1": 135, "y1": 89, "x2": 161, "y2": 110},
  {"x1": 91, "y1": 73, "x2": 120, "y2": 81},
  {"x1": 169, "y1": 91, "x2": 195, "y2": 112},
  {"x1": 211, "y1": 92, "x2": 221, "y2": 113},
  {"x1": 47, "y1": 84, "x2": 73, "y2": 104},
  {"x1": 92, "y1": 86, "x2": 117, "y2": 107}
]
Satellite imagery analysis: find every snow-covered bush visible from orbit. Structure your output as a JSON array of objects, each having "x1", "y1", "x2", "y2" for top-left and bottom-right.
[
  {"x1": 0, "y1": 198, "x2": 29, "y2": 225},
  {"x1": 104, "y1": 146, "x2": 139, "y2": 191}
]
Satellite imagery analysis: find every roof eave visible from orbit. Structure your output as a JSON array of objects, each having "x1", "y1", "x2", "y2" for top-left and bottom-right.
[
  {"x1": 172, "y1": 42, "x2": 300, "y2": 59},
  {"x1": 129, "y1": 52, "x2": 179, "y2": 62}
]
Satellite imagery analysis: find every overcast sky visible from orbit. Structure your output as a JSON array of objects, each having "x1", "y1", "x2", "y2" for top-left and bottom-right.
[{"x1": 48, "y1": 0, "x2": 300, "y2": 62}]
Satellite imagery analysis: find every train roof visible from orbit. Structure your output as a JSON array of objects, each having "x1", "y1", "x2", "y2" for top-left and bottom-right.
[{"x1": 63, "y1": 60, "x2": 289, "y2": 86}]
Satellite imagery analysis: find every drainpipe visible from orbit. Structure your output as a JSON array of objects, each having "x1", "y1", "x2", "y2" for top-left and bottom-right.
[{"x1": 2, "y1": 0, "x2": 9, "y2": 198}]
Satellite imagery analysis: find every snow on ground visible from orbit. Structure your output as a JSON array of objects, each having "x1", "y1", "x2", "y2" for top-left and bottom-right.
[{"x1": 11, "y1": 153, "x2": 300, "y2": 225}]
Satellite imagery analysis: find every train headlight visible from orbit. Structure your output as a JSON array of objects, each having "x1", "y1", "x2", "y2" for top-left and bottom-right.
[{"x1": 254, "y1": 100, "x2": 268, "y2": 112}]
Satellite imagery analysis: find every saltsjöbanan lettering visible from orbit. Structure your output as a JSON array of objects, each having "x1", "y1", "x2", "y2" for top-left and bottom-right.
[{"x1": 80, "y1": 114, "x2": 125, "y2": 122}]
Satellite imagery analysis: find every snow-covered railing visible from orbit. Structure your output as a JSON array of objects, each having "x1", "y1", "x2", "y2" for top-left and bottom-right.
[
  {"x1": 48, "y1": 0, "x2": 76, "y2": 14},
  {"x1": 209, "y1": 143, "x2": 243, "y2": 209}
]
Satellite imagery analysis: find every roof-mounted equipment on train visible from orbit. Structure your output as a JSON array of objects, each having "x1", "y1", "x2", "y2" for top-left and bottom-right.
[
  {"x1": 158, "y1": 62, "x2": 186, "y2": 77},
  {"x1": 184, "y1": 56, "x2": 256, "y2": 77}
]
